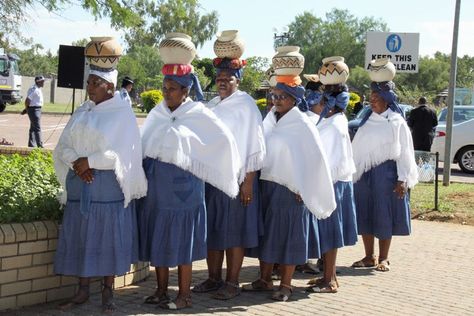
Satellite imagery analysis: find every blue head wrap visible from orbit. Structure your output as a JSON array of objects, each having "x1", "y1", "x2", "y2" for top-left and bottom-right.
[
  {"x1": 306, "y1": 90, "x2": 324, "y2": 106},
  {"x1": 316, "y1": 88, "x2": 349, "y2": 125},
  {"x1": 275, "y1": 82, "x2": 308, "y2": 112},
  {"x1": 164, "y1": 73, "x2": 204, "y2": 101},
  {"x1": 214, "y1": 58, "x2": 244, "y2": 80},
  {"x1": 358, "y1": 81, "x2": 403, "y2": 128}
]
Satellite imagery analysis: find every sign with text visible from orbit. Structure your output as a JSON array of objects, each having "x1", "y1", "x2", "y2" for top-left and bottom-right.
[{"x1": 365, "y1": 32, "x2": 420, "y2": 73}]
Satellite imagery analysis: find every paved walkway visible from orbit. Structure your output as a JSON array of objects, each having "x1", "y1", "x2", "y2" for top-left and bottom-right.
[{"x1": 4, "y1": 220, "x2": 474, "y2": 316}]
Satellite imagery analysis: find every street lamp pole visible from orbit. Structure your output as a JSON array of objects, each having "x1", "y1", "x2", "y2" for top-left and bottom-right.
[
  {"x1": 443, "y1": 0, "x2": 461, "y2": 186},
  {"x1": 273, "y1": 27, "x2": 290, "y2": 50}
]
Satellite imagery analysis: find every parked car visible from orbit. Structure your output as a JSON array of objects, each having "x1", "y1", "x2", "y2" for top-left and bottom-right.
[
  {"x1": 431, "y1": 105, "x2": 474, "y2": 174},
  {"x1": 348, "y1": 104, "x2": 413, "y2": 140}
]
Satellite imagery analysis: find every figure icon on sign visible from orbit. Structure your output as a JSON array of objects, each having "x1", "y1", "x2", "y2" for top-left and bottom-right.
[{"x1": 386, "y1": 34, "x2": 402, "y2": 52}]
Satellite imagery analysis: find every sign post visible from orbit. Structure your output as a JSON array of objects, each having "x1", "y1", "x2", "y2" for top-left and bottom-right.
[{"x1": 365, "y1": 32, "x2": 420, "y2": 73}]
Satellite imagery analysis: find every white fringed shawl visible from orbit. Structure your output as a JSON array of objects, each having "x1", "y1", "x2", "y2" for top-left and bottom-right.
[
  {"x1": 352, "y1": 109, "x2": 418, "y2": 188},
  {"x1": 53, "y1": 92, "x2": 148, "y2": 207},
  {"x1": 260, "y1": 106, "x2": 337, "y2": 219},
  {"x1": 207, "y1": 90, "x2": 266, "y2": 183},
  {"x1": 141, "y1": 98, "x2": 241, "y2": 198},
  {"x1": 317, "y1": 113, "x2": 356, "y2": 183}
]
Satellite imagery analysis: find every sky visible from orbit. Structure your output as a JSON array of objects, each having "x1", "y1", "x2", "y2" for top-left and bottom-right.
[{"x1": 19, "y1": 0, "x2": 474, "y2": 60}]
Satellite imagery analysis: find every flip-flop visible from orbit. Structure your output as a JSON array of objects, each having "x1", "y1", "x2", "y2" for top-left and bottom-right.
[
  {"x1": 159, "y1": 296, "x2": 192, "y2": 310},
  {"x1": 192, "y1": 278, "x2": 224, "y2": 293},
  {"x1": 306, "y1": 281, "x2": 338, "y2": 293},
  {"x1": 271, "y1": 284, "x2": 293, "y2": 302},
  {"x1": 375, "y1": 260, "x2": 391, "y2": 272},
  {"x1": 242, "y1": 279, "x2": 273, "y2": 291},
  {"x1": 213, "y1": 281, "x2": 241, "y2": 300},
  {"x1": 144, "y1": 292, "x2": 170, "y2": 304},
  {"x1": 351, "y1": 257, "x2": 377, "y2": 268}
]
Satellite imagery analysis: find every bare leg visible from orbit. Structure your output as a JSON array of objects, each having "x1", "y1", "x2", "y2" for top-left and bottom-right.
[
  {"x1": 207, "y1": 250, "x2": 224, "y2": 281},
  {"x1": 156, "y1": 267, "x2": 169, "y2": 296},
  {"x1": 177, "y1": 264, "x2": 192, "y2": 298},
  {"x1": 260, "y1": 261, "x2": 274, "y2": 283},
  {"x1": 225, "y1": 247, "x2": 245, "y2": 284},
  {"x1": 58, "y1": 277, "x2": 90, "y2": 310},
  {"x1": 378, "y1": 238, "x2": 392, "y2": 261},
  {"x1": 362, "y1": 234, "x2": 375, "y2": 258},
  {"x1": 323, "y1": 249, "x2": 338, "y2": 284},
  {"x1": 102, "y1": 276, "x2": 116, "y2": 314},
  {"x1": 279, "y1": 264, "x2": 296, "y2": 287}
]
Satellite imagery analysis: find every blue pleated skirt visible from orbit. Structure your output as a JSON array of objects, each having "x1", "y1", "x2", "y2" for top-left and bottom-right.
[
  {"x1": 354, "y1": 160, "x2": 411, "y2": 240},
  {"x1": 248, "y1": 180, "x2": 320, "y2": 265},
  {"x1": 205, "y1": 177, "x2": 260, "y2": 250},
  {"x1": 317, "y1": 181, "x2": 358, "y2": 255},
  {"x1": 54, "y1": 170, "x2": 138, "y2": 277},
  {"x1": 137, "y1": 158, "x2": 206, "y2": 267}
]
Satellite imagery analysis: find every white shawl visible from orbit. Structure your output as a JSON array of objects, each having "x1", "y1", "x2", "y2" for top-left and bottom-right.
[
  {"x1": 317, "y1": 113, "x2": 356, "y2": 183},
  {"x1": 207, "y1": 90, "x2": 266, "y2": 183},
  {"x1": 141, "y1": 98, "x2": 241, "y2": 198},
  {"x1": 352, "y1": 109, "x2": 418, "y2": 188},
  {"x1": 53, "y1": 92, "x2": 148, "y2": 207},
  {"x1": 260, "y1": 106, "x2": 337, "y2": 219},
  {"x1": 306, "y1": 111, "x2": 320, "y2": 125}
]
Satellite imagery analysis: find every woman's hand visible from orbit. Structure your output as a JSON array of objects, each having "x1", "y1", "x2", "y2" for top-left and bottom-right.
[
  {"x1": 295, "y1": 194, "x2": 303, "y2": 203},
  {"x1": 73, "y1": 158, "x2": 94, "y2": 183},
  {"x1": 393, "y1": 181, "x2": 407, "y2": 199},
  {"x1": 240, "y1": 172, "x2": 256, "y2": 207}
]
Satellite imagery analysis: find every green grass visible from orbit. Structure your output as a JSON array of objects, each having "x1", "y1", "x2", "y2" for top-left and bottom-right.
[
  {"x1": 411, "y1": 182, "x2": 474, "y2": 224},
  {"x1": 5, "y1": 103, "x2": 147, "y2": 117}
]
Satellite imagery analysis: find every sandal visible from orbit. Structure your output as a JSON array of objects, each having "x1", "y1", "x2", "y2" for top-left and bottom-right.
[
  {"x1": 296, "y1": 262, "x2": 319, "y2": 274},
  {"x1": 58, "y1": 284, "x2": 89, "y2": 311},
  {"x1": 271, "y1": 284, "x2": 293, "y2": 302},
  {"x1": 351, "y1": 256, "x2": 377, "y2": 268},
  {"x1": 192, "y1": 278, "x2": 224, "y2": 293},
  {"x1": 159, "y1": 295, "x2": 192, "y2": 310},
  {"x1": 307, "y1": 277, "x2": 324, "y2": 286},
  {"x1": 306, "y1": 280, "x2": 338, "y2": 293},
  {"x1": 102, "y1": 284, "x2": 116, "y2": 314},
  {"x1": 213, "y1": 281, "x2": 241, "y2": 300},
  {"x1": 375, "y1": 260, "x2": 391, "y2": 272},
  {"x1": 242, "y1": 278, "x2": 273, "y2": 291},
  {"x1": 144, "y1": 291, "x2": 170, "y2": 305}
]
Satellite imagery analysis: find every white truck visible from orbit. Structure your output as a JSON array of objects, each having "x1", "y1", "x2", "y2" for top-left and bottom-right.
[{"x1": 0, "y1": 48, "x2": 22, "y2": 112}]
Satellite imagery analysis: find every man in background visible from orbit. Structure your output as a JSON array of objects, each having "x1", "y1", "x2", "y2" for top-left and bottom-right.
[
  {"x1": 407, "y1": 96, "x2": 438, "y2": 151},
  {"x1": 120, "y1": 76, "x2": 134, "y2": 106},
  {"x1": 21, "y1": 76, "x2": 45, "y2": 147}
]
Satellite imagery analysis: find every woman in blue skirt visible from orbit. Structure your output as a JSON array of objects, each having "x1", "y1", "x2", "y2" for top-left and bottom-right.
[
  {"x1": 306, "y1": 79, "x2": 358, "y2": 293},
  {"x1": 242, "y1": 71, "x2": 336, "y2": 302},
  {"x1": 193, "y1": 53, "x2": 266, "y2": 300},
  {"x1": 351, "y1": 58, "x2": 418, "y2": 272},
  {"x1": 138, "y1": 44, "x2": 241, "y2": 310},
  {"x1": 53, "y1": 67, "x2": 147, "y2": 313}
]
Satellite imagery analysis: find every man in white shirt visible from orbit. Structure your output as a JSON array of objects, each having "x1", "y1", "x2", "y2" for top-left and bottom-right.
[
  {"x1": 22, "y1": 76, "x2": 44, "y2": 147},
  {"x1": 120, "y1": 76, "x2": 133, "y2": 106}
]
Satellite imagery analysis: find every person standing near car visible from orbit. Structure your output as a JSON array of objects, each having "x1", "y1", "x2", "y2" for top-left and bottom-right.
[
  {"x1": 22, "y1": 76, "x2": 45, "y2": 147},
  {"x1": 407, "y1": 96, "x2": 438, "y2": 151}
]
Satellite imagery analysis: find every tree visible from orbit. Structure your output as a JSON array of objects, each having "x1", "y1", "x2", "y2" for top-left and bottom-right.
[
  {"x1": 117, "y1": 45, "x2": 163, "y2": 91},
  {"x1": 1, "y1": 0, "x2": 142, "y2": 46},
  {"x1": 239, "y1": 56, "x2": 270, "y2": 97},
  {"x1": 286, "y1": 9, "x2": 388, "y2": 75},
  {"x1": 124, "y1": 0, "x2": 218, "y2": 50},
  {"x1": 12, "y1": 43, "x2": 57, "y2": 77}
]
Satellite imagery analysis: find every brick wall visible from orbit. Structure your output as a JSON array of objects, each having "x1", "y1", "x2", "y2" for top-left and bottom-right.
[{"x1": 0, "y1": 221, "x2": 149, "y2": 311}]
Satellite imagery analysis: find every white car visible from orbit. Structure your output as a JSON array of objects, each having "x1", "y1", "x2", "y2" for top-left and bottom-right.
[{"x1": 431, "y1": 105, "x2": 474, "y2": 174}]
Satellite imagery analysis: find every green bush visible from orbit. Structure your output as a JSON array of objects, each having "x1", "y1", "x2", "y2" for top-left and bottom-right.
[
  {"x1": 256, "y1": 98, "x2": 267, "y2": 112},
  {"x1": 346, "y1": 92, "x2": 360, "y2": 117},
  {"x1": 0, "y1": 150, "x2": 62, "y2": 223},
  {"x1": 140, "y1": 89, "x2": 164, "y2": 113}
]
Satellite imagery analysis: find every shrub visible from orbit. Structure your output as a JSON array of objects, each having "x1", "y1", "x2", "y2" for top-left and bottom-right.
[
  {"x1": 0, "y1": 150, "x2": 62, "y2": 223},
  {"x1": 346, "y1": 92, "x2": 360, "y2": 117},
  {"x1": 140, "y1": 89, "x2": 164, "y2": 113},
  {"x1": 256, "y1": 98, "x2": 267, "y2": 112}
]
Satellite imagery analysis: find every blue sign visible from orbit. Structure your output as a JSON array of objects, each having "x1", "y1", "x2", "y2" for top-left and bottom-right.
[{"x1": 386, "y1": 34, "x2": 402, "y2": 52}]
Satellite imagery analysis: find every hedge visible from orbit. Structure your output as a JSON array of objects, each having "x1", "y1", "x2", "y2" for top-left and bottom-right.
[
  {"x1": 140, "y1": 90, "x2": 164, "y2": 113},
  {"x1": 0, "y1": 150, "x2": 62, "y2": 223}
]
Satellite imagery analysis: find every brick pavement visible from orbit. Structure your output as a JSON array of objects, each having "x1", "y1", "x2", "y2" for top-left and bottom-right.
[{"x1": 3, "y1": 220, "x2": 474, "y2": 316}]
